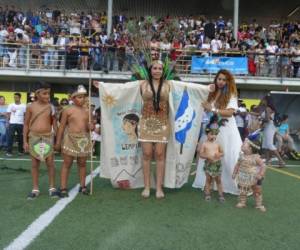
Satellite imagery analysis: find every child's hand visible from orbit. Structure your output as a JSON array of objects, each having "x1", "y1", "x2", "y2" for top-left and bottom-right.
[
  {"x1": 214, "y1": 152, "x2": 222, "y2": 160},
  {"x1": 206, "y1": 157, "x2": 214, "y2": 163},
  {"x1": 23, "y1": 142, "x2": 29, "y2": 153}
]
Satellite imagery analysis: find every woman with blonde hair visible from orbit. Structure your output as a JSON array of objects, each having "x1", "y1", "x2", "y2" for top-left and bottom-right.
[{"x1": 193, "y1": 69, "x2": 242, "y2": 195}]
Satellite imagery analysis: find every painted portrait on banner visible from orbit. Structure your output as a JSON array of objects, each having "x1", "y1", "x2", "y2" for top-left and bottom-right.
[{"x1": 99, "y1": 82, "x2": 144, "y2": 189}]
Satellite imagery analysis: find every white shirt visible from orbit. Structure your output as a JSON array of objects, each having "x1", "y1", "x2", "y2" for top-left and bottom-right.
[
  {"x1": 211, "y1": 39, "x2": 222, "y2": 53},
  {"x1": 201, "y1": 43, "x2": 211, "y2": 50},
  {"x1": 92, "y1": 124, "x2": 101, "y2": 141},
  {"x1": 235, "y1": 115, "x2": 244, "y2": 128},
  {"x1": 41, "y1": 37, "x2": 54, "y2": 51},
  {"x1": 7, "y1": 103, "x2": 26, "y2": 124},
  {"x1": 100, "y1": 35, "x2": 107, "y2": 44},
  {"x1": 266, "y1": 45, "x2": 278, "y2": 54},
  {"x1": 160, "y1": 42, "x2": 171, "y2": 51},
  {"x1": 0, "y1": 29, "x2": 8, "y2": 41}
]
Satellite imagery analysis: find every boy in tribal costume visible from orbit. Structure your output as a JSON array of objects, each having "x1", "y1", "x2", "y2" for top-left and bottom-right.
[
  {"x1": 23, "y1": 82, "x2": 59, "y2": 199},
  {"x1": 55, "y1": 85, "x2": 92, "y2": 197}
]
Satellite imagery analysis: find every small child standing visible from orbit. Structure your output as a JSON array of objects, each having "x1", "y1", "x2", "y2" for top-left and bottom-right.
[
  {"x1": 198, "y1": 116, "x2": 224, "y2": 202},
  {"x1": 232, "y1": 134, "x2": 267, "y2": 212},
  {"x1": 23, "y1": 82, "x2": 58, "y2": 199},
  {"x1": 55, "y1": 85, "x2": 92, "y2": 197}
]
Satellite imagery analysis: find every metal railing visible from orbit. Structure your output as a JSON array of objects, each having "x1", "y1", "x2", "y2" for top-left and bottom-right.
[{"x1": 0, "y1": 42, "x2": 299, "y2": 78}]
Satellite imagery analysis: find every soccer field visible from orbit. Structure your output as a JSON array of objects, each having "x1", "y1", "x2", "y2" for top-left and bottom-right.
[{"x1": 1, "y1": 153, "x2": 300, "y2": 250}]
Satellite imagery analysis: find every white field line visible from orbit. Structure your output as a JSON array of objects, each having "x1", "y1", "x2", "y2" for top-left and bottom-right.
[{"x1": 4, "y1": 167, "x2": 100, "y2": 250}]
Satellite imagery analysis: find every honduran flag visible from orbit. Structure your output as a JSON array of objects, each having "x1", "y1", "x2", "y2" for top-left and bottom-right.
[{"x1": 174, "y1": 88, "x2": 196, "y2": 153}]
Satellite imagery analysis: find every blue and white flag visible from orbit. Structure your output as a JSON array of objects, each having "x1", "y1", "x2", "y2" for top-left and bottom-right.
[
  {"x1": 165, "y1": 81, "x2": 209, "y2": 188},
  {"x1": 175, "y1": 88, "x2": 196, "y2": 148}
]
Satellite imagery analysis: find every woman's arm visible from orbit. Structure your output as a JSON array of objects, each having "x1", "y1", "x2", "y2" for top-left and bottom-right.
[
  {"x1": 202, "y1": 101, "x2": 235, "y2": 118},
  {"x1": 216, "y1": 108, "x2": 235, "y2": 118}
]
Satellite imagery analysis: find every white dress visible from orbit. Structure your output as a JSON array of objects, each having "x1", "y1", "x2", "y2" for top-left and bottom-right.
[
  {"x1": 262, "y1": 113, "x2": 277, "y2": 150},
  {"x1": 192, "y1": 96, "x2": 242, "y2": 195}
]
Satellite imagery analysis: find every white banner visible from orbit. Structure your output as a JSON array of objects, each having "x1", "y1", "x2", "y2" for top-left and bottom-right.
[
  {"x1": 99, "y1": 80, "x2": 209, "y2": 189},
  {"x1": 99, "y1": 81, "x2": 144, "y2": 188},
  {"x1": 165, "y1": 81, "x2": 209, "y2": 188}
]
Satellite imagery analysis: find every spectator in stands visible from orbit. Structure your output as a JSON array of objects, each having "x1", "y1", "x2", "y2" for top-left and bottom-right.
[
  {"x1": 31, "y1": 31, "x2": 42, "y2": 68},
  {"x1": 255, "y1": 42, "x2": 267, "y2": 76},
  {"x1": 105, "y1": 36, "x2": 116, "y2": 71},
  {"x1": 16, "y1": 30, "x2": 29, "y2": 67},
  {"x1": 65, "y1": 37, "x2": 79, "y2": 69},
  {"x1": 210, "y1": 34, "x2": 222, "y2": 53},
  {"x1": 6, "y1": 92, "x2": 26, "y2": 157},
  {"x1": 125, "y1": 41, "x2": 134, "y2": 71},
  {"x1": 291, "y1": 42, "x2": 300, "y2": 78},
  {"x1": 91, "y1": 34, "x2": 103, "y2": 71},
  {"x1": 279, "y1": 41, "x2": 291, "y2": 77},
  {"x1": 266, "y1": 39, "x2": 278, "y2": 76},
  {"x1": 79, "y1": 36, "x2": 90, "y2": 70},
  {"x1": 5, "y1": 32, "x2": 17, "y2": 67},
  {"x1": 55, "y1": 30, "x2": 69, "y2": 69},
  {"x1": 41, "y1": 31, "x2": 54, "y2": 68},
  {"x1": 116, "y1": 35, "x2": 126, "y2": 71},
  {"x1": 160, "y1": 37, "x2": 171, "y2": 62}
]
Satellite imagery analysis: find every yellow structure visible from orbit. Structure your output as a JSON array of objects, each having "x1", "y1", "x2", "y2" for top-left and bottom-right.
[{"x1": 0, "y1": 92, "x2": 68, "y2": 104}]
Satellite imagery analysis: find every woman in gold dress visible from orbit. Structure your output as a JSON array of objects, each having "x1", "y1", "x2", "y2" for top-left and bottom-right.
[{"x1": 139, "y1": 60, "x2": 170, "y2": 199}]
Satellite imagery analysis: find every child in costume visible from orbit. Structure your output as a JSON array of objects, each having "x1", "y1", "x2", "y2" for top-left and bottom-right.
[
  {"x1": 23, "y1": 82, "x2": 58, "y2": 199},
  {"x1": 198, "y1": 115, "x2": 225, "y2": 202},
  {"x1": 55, "y1": 85, "x2": 92, "y2": 197},
  {"x1": 232, "y1": 132, "x2": 267, "y2": 212}
]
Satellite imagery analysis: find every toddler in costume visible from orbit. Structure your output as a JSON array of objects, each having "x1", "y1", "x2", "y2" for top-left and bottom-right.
[
  {"x1": 232, "y1": 132, "x2": 267, "y2": 212},
  {"x1": 198, "y1": 115, "x2": 225, "y2": 202}
]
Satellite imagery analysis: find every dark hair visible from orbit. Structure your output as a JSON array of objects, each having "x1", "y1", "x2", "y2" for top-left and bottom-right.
[
  {"x1": 0, "y1": 95, "x2": 4, "y2": 99},
  {"x1": 95, "y1": 107, "x2": 101, "y2": 124},
  {"x1": 261, "y1": 95, "x2": 276, "y2": 112},
  {"x1": 282, "y1": 114, "x2": 288, "y2": 121},
  {"x1": 148, "y1": 64, "x2": 164, "y2": 113},
  {"x1": 34, "y1": 81, "x2": 51, "y2": 92},
  {"x1": 205, "y1": 114, "x2": 228, "y2": 134},
  {"x1": 123, "y1": 113, "x2": 139, "y2": 137},
  {"x1": 60, "y1": 98, "x2": 69, "y2": 106},
  {"x1": 205, "y1": 114, "x2": 219, "y2": 134},
  {"x1": 14, "y1": 92, "x2": 21, "y2": 98}
]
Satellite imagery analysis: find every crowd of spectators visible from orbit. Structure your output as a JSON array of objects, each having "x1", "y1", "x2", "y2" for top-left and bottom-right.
[{"x1": 0, "y1": 5, "x2": 299, "y2": 77}]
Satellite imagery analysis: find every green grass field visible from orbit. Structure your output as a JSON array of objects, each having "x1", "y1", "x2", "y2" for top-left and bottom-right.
[{"x1": 1, "y1": 152, "x2": 300, "y2": 250}]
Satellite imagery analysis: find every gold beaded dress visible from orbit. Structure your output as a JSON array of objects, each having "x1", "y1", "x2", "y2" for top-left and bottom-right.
[{"x1": 138, "y1": 81, "x2": 170, "y2": 143}]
